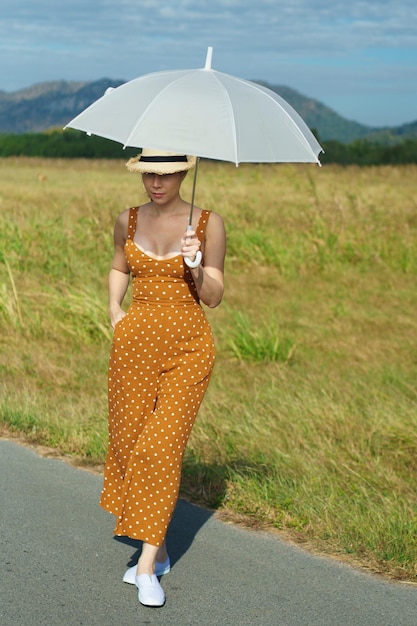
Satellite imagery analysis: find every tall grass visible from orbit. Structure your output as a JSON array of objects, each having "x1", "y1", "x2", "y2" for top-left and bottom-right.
[
  {"x1": 220, "y1": 307, "x2": 296, "y2": 363},
  {"x1": 1, "y1": 158, "x2": 416, "y2": 580}
]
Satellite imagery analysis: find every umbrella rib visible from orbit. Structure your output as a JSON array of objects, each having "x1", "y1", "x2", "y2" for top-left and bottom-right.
[
  {"x1": 122, "y1": 75, "x2": 188, "y2": 149},
  {"x1": 209, "y1": 72, "x2": 239, "y2": 165},
  {"x1": 224, "y1": 75, "x2": 322, "y2": 162},
  {"x1": 250, "y1": 82, "x2": 322, "y2": 161}
]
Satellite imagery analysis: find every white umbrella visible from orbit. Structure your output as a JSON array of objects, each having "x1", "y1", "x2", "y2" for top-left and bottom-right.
[
  {"x1": 65, "y1": 47, "x2": 323, "y2": 166},
  {"x1": 65, "y1": 48, "x2": 323, "y2": 266}
]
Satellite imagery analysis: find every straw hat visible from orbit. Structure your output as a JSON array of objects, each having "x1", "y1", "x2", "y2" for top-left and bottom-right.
[{"x1": 126, "y1": 148, "x2": 197, "y2": 175}]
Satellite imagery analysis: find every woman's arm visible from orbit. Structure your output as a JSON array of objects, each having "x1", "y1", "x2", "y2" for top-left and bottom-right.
[
  {"x1": 108, "y1": 210, "x2": 130, "y2": 328},
  {"x1": 181, "y1": 212, "x2": 226, "y2": 308}
]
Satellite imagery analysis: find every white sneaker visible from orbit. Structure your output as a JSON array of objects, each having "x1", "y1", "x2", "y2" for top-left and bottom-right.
[
  {"x1": 122, "y1": 555, "x2": 171, "y2": 585},
  {"x1": 135, "y1": 574, "x2": 165, "y2": 607}
]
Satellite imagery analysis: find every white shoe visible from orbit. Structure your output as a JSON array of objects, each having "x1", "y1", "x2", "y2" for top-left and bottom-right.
[
  {"x1": 135, "y1": 574, "x2": 165, "y2": 607},
  {"x1": 122, "y1": 555, "x2": 171, "y2": 585}
]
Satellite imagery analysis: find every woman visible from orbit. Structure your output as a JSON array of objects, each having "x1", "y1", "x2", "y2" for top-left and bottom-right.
[{"x1": 99, "y1": 149, "x2": 226, "y2": 607}]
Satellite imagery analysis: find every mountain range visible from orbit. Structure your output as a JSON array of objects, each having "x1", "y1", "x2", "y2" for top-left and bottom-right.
[{"x1": 0, "y1": 79, "x2": 416, "y2": 145}]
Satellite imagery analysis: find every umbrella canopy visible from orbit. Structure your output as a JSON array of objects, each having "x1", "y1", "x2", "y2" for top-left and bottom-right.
[{"x1": 65, "y1": 48, "x2": 323, "y2": 165}]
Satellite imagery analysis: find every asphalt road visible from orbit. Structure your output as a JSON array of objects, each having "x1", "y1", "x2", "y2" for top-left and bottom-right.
[{"x1": 1, "y1": 439, "x2": 416, "y2": 626}]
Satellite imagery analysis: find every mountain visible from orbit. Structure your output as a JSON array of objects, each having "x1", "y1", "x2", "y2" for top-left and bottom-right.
[
  {"x1": 360, "y1": 120, "x2": 417, "y2": 144},
  {"x1": 255, "y1": 81, "x2": 373, "y2": 143},
  {"x1": 0, "y1": 79, "x2": 124, "y2": 134},
  {"x1": 0, "y1": 79, "x2": 415, "y2": 144}
]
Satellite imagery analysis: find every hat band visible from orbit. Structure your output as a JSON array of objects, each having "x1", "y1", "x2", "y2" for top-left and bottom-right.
[{"x1": 140, "y1": 155, "x2": 188, "y2": 163}]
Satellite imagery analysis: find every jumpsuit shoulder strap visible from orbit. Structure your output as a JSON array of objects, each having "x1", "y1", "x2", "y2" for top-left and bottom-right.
[
  {"x1": 127, "y1": 206, "x2": 139, "y2": 240},
  {"x1": 196, "y1": 209, "x2": 211, "y2": 240}
]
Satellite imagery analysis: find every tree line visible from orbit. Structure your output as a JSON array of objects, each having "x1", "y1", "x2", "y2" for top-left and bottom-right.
[
  {"x1": 0, "y1": 129, "x2": 416, "y2": 165},
  {"x1": 0, "y1": 130, "x2": 137, "y2": 160}
]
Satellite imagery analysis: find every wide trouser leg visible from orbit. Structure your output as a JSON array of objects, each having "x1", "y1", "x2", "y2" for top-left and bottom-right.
[{"x1": 113, "y1": 354, "x2": 214, "y2": 545}]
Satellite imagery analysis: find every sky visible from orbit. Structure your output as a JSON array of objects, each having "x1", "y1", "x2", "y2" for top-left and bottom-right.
[{"x1": 1, "y1": 0, "x2": 416, "y2": 128}]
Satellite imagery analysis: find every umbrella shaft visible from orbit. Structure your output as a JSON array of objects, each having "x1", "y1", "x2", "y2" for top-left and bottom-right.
[{"x1": 189, "y1": 157, "x2": 199, "y2": 227}]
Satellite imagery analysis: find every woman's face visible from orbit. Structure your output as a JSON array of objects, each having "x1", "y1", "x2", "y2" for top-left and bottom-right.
[{"x1": 142, "y1": 171, "x2": 186, "y2": 205}]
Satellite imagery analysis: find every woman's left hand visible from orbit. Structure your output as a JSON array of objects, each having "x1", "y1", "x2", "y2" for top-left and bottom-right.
[{"x1": 181, "y1": 229, "x2": 201, "y2": 265}]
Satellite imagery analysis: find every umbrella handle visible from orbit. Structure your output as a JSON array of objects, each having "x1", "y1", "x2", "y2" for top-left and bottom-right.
[
  {"x1": 184, "y1": 252, "x2": 202, "y2": 268},
  {"x1": 184, "y1": 224, "x2": 202, "y2": 268}
]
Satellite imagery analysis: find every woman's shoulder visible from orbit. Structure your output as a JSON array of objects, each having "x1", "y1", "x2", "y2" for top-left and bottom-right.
[
  {"x1": 204, "y1": 210, "x2": 225, "y2": 242},
  {"x1": 206, "y1": 209, "x2": 223, "y2": 220},
  {"x1": 197, "y1": 207, "x2": 223, "y2": 223},
  {"x1": 115, "y1": 205, "x2": 141, "y2": 225},
  {"x1": 113, "y1": 206, "x2": 139, "y2": 240},
  {"x1": 205, "y1": 210, "x2": 225, "y2": 228},
  {"x1": 195, "y1": 207, "x2": 223, "y2": 232},
  {"x1": 116, "y1": 207, "x2": 131, "y2": 221}
]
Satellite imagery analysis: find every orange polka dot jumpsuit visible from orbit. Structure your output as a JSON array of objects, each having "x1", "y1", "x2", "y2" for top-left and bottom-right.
[{"x1": 100, "y1": 206, "x2": 216, "y2": 546}]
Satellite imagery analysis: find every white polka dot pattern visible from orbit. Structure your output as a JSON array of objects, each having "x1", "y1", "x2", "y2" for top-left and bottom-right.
[{"x1": 99, "y1": 207, "x2": 215, "y2": 546}]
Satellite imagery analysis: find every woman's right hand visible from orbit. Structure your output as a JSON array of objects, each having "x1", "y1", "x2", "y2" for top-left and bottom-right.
[{"x1": 110, "y1": 308, "x2": 126, "y2": 330}]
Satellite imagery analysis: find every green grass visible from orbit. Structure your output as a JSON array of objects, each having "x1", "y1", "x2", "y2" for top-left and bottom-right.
[
  {"x1": 220, "y1": 307, "x2": 296, "y2": 363},
  {"x1": 1, "y1": 157, "x2": 416, "y2": 581}
]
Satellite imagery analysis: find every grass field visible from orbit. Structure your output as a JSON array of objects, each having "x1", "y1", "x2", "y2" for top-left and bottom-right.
[{"x1": 0, "y1": 157, "x2": 416, "y2": 581}]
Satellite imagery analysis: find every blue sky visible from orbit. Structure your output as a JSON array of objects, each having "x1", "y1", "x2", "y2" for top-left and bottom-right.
[{"x1": 1, "y1": 0, "x2": 416, "y2": 127}]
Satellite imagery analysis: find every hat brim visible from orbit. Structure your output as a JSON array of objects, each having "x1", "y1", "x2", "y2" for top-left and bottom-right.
[{"x1": 126, "y1": 154, "x2": 197, "y2": 175}]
